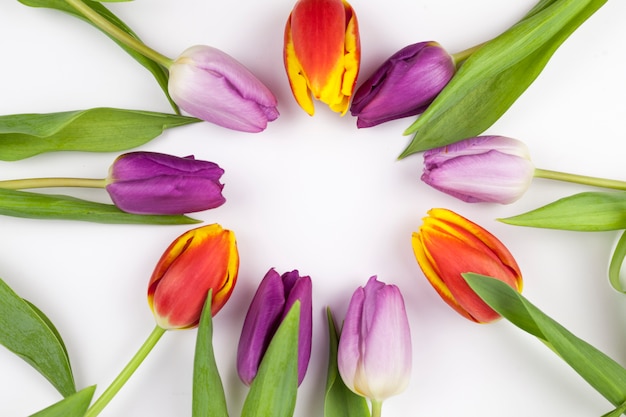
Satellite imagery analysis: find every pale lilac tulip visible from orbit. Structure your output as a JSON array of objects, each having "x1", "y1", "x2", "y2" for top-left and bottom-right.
[
  {"x1": 168, "y1": 45, "x2": 279, "y2": 132},
  {"x1": 338, "y1": 276, "x2": 412, "y2": 403},
  {"x1": 422, "y1": 136, "x2": 535, "y2": 204},
  {"x1": 237, "y1": 268, "x2": 312, "y2": 386},
  {"x1": 105, "y1": 151, "x2": 225, "y2": 215},
  {"x1": 350, "y1": 41, "x2": 455, "y2": 128}
]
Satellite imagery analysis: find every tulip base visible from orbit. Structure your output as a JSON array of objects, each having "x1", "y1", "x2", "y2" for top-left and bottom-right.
[
  {"x1": 84, "y1": 325, "x2": 166, "y2": 417},
  {"x1": 371, "y1": 399, "x2": 383, "y2": 417}
]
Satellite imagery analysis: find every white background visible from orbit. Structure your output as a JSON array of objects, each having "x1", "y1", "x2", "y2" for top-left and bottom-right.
[{"x1": 1, "y1": 0, "x2": 626, "y2": 416}]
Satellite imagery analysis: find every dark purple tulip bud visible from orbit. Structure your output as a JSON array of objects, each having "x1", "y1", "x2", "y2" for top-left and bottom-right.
[
  {"x1": 105, "y1": 151, "x2": 226, "y2": 215},
  {"x1": 350, "y1": 41, "x2": 455, "y2": 128},
  {"x1": 237, "y1": 268, "x2": 312, "y2": 386},
  {"x1": 169, "y1": 45, "x2": 279, "y2": 133}
]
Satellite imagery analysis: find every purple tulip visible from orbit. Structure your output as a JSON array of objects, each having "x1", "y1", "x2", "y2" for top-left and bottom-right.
[
  {"x1": 237, "y1": 268, "x2": 312, "y2": 386},
  {"x1": 105, "y1": 151, "x2": 225, "y2": 215},
  {"x1": 168, "y1": 45, "x2": 279, "y2": 133},
  {"x1": 350, "y1": 41, "x2": 455, "y2": 128},
  {"x1": 421, "y1": 136, "x2": 535, "y2": 204},
  {"x1": 338, "y1": 276, "x2": 412, "y2": 403}
]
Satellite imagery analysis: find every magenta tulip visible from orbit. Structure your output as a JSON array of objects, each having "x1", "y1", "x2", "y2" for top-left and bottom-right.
[
  {"x1": 105, "y1": 151, "x2": 225, "y2": 215},
  {"x1": 237, "y1": 268, "x2": 312, "y2": 386}
]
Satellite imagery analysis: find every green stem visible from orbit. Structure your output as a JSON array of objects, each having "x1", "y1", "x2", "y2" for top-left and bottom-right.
[
  {"x1": 84, "y1": 326, "x2": 166, "y2": 417},
  {"x1": 451, "y1": 42, "x2": 487, "y2": 66},
  {"x1": 0, "y1": 177, "x2": 107, "y2": 190},
  {"x1": 371, "y1": 400, "x2": 383, "y2": 417},
  {"x1": 534, "y1": 168, "x2": 626, "y2": 191},
  {"x1": 64, "y1": 0, "x2": 173, "y2": 68}
]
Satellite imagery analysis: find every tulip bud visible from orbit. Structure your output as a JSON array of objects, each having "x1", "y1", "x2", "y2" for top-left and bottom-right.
[
  {"x1": 338, "y1": 276, "x2": 412, "y2": 404},
  {"x1": 147, "y1": 224, "x2": 239, "y2": 330},
  {"x1": 284, "y1": 0, "x2": 360, "y2": 115},
  {"x1": 237, "y1": 268, "x2": 312, "y2": 386},
  {"x1": 421, "y1": 136, "x2": 535, "y2": 204},
  {"x1": 168, "y1": 45, "x2": 279, "y2": 132},
  {"x1": 412, "y1": 208, "x2": 523, "y2": 323},
  {"x1": 350, "y1": 41, "x2": 455, "y2": 128},
  {"x1": 105, "y1": 151, "x2": 226, "y2": 215}
]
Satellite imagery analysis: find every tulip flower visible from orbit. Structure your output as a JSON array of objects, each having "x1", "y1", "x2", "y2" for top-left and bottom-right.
[
  {"x1": 338, "y1": 276, "x2": 411, "y2": 416},
  {"x1": 169, "y1": 45, "x2": 279, "y2": 132},
  {"x1": 421, "y1": 136, "x2": 535, "y2": 204},
  {"x1": 412, "y1": 208, "x2": 523, "y2": 323},
  {"x1": 105, "y1": 151, "x2": 226, "y2": 215},
  {"x1": 237, "y1": 268, "x2": 312, "y2": 386},
  {"x1": 148, "y1": 223, "x2": 239, "y2": 330},
  {"x1": 283, "y1": 0, "x2": 360, "y2": 115},
  {"x1": 350, "y1": 41, "x2": 455, "y2": 128}
]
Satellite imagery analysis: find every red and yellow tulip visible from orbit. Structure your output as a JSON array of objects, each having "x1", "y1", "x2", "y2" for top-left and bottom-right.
[
  {"x1": 412, "y1": 208, "x2": 523, "y2": 323},
  {"x1": 283, "y1": 0, "x2": 360, "y2": 115},
  {"x1": 147, "y1": 224, "x2": 239, "y2": 329}
]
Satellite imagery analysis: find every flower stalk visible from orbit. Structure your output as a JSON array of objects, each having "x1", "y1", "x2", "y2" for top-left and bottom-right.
[
  {"x1": 0, "y1": 177, "x2": 106, "y2": 189},
  {"x1": 450, "y1": 42, "x2": 486, "y2": 66},
  {"x1": 64, "y1": 0, "x2": 173, "y2": 68},
  {"x1": 84, "y1": 325, "x2": 166, "y2": 417},
  {"x1": 534, "y1": 168, "x2": 626, "y2": 191}
]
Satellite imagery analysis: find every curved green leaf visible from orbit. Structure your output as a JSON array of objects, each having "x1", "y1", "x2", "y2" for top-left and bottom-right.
[
  {"x1": 241, "y1": 302, "x2": 300, "y2": 417},
  {"x1": 0, "y1": 108, "x2": 199, "y2": 161},
  {"x1": 400, "y1": 0, "x2": 607, "y2": 157},
  {"x1": 324, "y1": 308, "x2": 370, "y2": 417},
  {"x1": 193, "y1": 291, "x2": 229, "y2": 417},
  {"x1": 464, "y1": 273, "x2": 626, "y2": 411},
  {"x1": 29, "y1": 386, "x2": 96, "y2": 417},
  {"x1": 608, "y1": 231, "x2": 626, "y2": 293},
  {"x1": 18, "y1": 0, "x2": 177, "y2": 111},
  {"x1": 0, "y1": 278, "x2": 75, "y2": 397},
  {"x1": 499, "y1": 191, "x2": 626, "y2": 231},
  {"x1": 0, "y1": 188, "x2": 201, "y2": 225}
]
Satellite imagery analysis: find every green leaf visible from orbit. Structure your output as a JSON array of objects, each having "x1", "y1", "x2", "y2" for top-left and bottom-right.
[
  {"x1": 192, "y1": 290, "x2": 229, "y2": 417},
  {"x1": 400, "y1": 0, "x2": 607, "y2": 157},
  {"x1": 499, "y1": 191, "x2": 626, "y2": 231},
  {"x1": 602, "y1": 400, "x2": 626, "y2": 417},
  {"x1": 29, "y1": 385, "x2": 96, "y2": 417},
  {"x1": 241, "y1": 302, "x2": 300, "y2": 417},
  {"x1": 608, "y1": 230, "x2": 626, "y2": 293},
  {"x1": 324, "y1": 308, "x2": 370, "y2": 417},
  {"x1": 0, "y1": 188, "x2": 201, "y2": 225},
  {"x1": 0, "y1": 277, "x2": 75, "y2": 397},
  {"x1": 464, "y1": 273, "x2": 626, "y2": 410},
  {"x1": 0, "y1": 108, "x2": 199, "y2": 161},
  {"x1": 18, "y1": 0, "x2": 177, "y2": 111}
]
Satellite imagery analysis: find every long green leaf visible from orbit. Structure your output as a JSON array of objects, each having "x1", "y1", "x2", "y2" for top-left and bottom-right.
[
  {"x1": 400, "y1": 0, "x2": 606, "y2": 157},
  {"x1": 608, "y1": 231, "x2": 626, "y2": 293},
  {"x1": 29, "y1": 386, "x2": 96, "y2": 417},
  {"x1": 464, "y1": 273, "x2": 626, "y2": 411},
  {"x1": 0, "y1": 278, "x2": 75, "y2": 397},
  {"x1": 0, "y1": 108, "x2": 199, "y2": 161},
  {"x1": 499, "y1": 191, "x2": 626, "y2": 231},
  {"x1": 192, "y1": 290, "x2": 229, "y2": 417},
  {"x1": 0, "y1": 188, "x2": 200, "y2": 225},
  {"x1": 602, "y1": 401, "x2": 626, "y2": 417},
  {"x1": 18, "y1": 0, "x2": 177, "y2": 111},
  {"x1": 324, "y1": 308, "x2": 370, "y2": 417},
  {"x1": 240, "y1": 302, "x2": 300, "y2": 417}
]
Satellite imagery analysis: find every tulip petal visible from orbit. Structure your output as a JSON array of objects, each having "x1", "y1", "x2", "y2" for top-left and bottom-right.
[
  {"x1": 284, "y1": 0, "x2": 360, "y2": 115},
  {"x1": 412, "y1": 209, "x2": 523, "y2": 323},
  {"x1": 422, "y1": 150, "x2": 535, "y2": 204},
  {"x1": 169, "y1": 45, "x2": 278, "y2": 132},
  {"x1": 148, "y1": 224, "x2": 238, "y2": 329},
  {"x1": 237, "y1": 269, "x2": 286, "y2": 385},
  {"x1": 361, "y1": 285, "x2": 411, "y2": 401}
]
